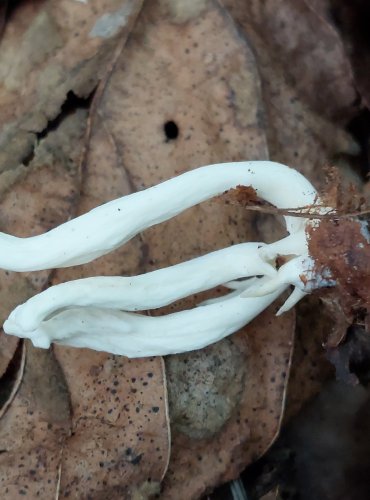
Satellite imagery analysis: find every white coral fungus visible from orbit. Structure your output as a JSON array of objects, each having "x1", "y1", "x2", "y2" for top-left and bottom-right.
[{"x1": 3, "y1": 161, "x2": 329, "y2": 357}]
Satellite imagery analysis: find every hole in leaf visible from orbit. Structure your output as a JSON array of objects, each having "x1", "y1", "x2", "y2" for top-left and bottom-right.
[{"x1": 164, "y1": 120, "x2": 179, "y2": 141}]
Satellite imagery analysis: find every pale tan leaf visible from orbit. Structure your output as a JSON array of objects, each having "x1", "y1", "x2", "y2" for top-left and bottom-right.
[
  {"x1": 0, "y1": 109, "x2": 87, "y2": 316},
  {"x1": 0, "y1": 110, "x2": 87, "y2": 420},
  {"x1": 54, "y1": 348, "x2": 170, "y2": 499},
  {"x1": 0, "y1": 0, "x2": 144, "y2": 172},
  {"x1": 0, "y1": 343, "x2": 71, "y2": 498},
  {"x1": 161, "y1": 303, "x2": 294, "y2": 499},
  {"x1": 60, "y1": 1, "x2": 296, "y2": 496}
]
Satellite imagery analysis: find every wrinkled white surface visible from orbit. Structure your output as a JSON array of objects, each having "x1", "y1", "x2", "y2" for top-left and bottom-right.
[
  {"x1": 11, "y1": 284, "x2": 287, "y2": 357},
  {"x1": 258, "y1": 232, "x2": 310, "y2": 261},
  {"x1": 2, "y1": 161, "x2": 327, "y2": 357},
  {"x1": 0, "y1": 162, "x2": 318, "y2": 271},
  {"x1": 5, "y1": 242, "x2": 276, "y2": 335},
  {"x1": 241, "y1": 255, "x2": 314, "y2": 297}
]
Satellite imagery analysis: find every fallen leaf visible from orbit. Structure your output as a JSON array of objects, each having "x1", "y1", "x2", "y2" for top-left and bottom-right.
[
  {"x1": 0, "y1": 110, "x2": 88, "y2": 417},
  {"x1": 64, "y1": 1, "x2": 295, "y2": 496},
  {"x1": 0, "y1": 0, "x2": 144, "y2": 172},
  {"x1": 222, "y1": 0, "x2": 359, "y2": 185},
  {"x1": 162, "y1": 302, "x2": 294, "y2": 499},
  {"x1": 0, "y1": 341, "x2": 25, "y2": 421},
  {"x1": 0, "y1": 343, "x2": 71, "y2": 498},
  {"x1": 49, "y1": 5, "x2": 172, "y2": 494},
  {"x1": 0, "y1": 1, "x2": 7, "y2": 41},
  {"x1": 1, "y1": 1, "x2": 359, "y2": 497},
  {"x1": 284, "y1": 297, "x2": 334, "y2": 420},
  {"x1": 319, "y1": 0, "x2": 370, "y2": 109},
  {"x1": 0, "y1": 334, "x2": 18, "y2": 380},
  {"x1": 54, "y1": 348, "x2": 170, "y2": 499},
  {"x1": 221, "y1": 0, "x2": 363, "y2": 430}
]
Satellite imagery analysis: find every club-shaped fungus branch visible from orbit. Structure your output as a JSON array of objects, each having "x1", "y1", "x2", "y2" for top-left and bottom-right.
[
  {"x1": 5, "y1": 242, "x2": 276, "y2": 335},
  {"x1": 3, "y1": 161, "x2": 336, "y2": 357},
  {"x1": 13, "y1": 280, "x2": 287, "y2": 357},
  {"x1": 0, "y1": 162, "x2": 318, "y2": 271}
]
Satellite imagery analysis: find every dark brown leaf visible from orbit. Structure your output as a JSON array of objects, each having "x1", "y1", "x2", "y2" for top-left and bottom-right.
[
  {"x1": 222, "y1": 0, "x2": 359, "y2": 185},
  {"x1": 0, "y1": 334, "x2": 18, "y2": 380},
  {"x1": 284, "y1": 297, "x2": 335, "y2": 420},
  {"x1": 0, "y1": 341, "x2": 25, "y2": 421}
]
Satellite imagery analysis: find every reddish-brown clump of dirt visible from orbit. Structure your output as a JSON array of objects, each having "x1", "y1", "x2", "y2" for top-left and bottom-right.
[
  {"x1": 307, "y1": 217, "x2": 370, "y2": 320},
  {"x1": 222, "y1": 185, "x2": 260, "y2": 208}
]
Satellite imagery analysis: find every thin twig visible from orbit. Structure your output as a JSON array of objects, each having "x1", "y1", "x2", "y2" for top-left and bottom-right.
[{"x1": 234, "y1": 204, "x2": 370, "y2": 220}]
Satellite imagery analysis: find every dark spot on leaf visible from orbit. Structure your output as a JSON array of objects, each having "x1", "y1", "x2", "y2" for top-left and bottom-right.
[
  {"x1": 130, "y1": 453, "x2": 143, "y2": 465},
  {"x1": 164, "y1": 120, "x2": 179, "y2": 141}
]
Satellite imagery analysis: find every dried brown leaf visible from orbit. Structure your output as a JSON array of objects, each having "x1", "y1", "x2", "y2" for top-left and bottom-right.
[
  {"x1": 58, "y1": 0, "x2": 296, "y2": 495},
  {"x1": 67, "y1": 0, "x2": 276, "y2": 283},
  {"x1": 0, "y1": 1, "x2": 7, "y2": 41},
  {"x1": 222, "y1": 0, "x2": 359, "y2": 185},
  {"x1": 222, "y1": 0, "x2": 366, "y2": 439},
  {"x1": 49, "y1": 6, "x2": 174, "y2": 493},
  {"x1": 162, "y1": 303, "x2": 294, "y2": 499},
  {"x1": 0, "y1": 333, "x2": 19, "y2": 380},
  {"x1": 54, "y1": 348, "x2": 170, "y2": 499},
  {"x1": 0, "y1": 0, "x2": 144, "y2": 172},
  {"x1": 320, "y1": 0, "x2": 370, "y2": 109},
  {"x1": 284, "y1": 297, "x2": 335, "y2": 420},
  {"x1": 222, "y1": 0, "x2": 357, "y2": 119},
  {"x1": 0, "y1": 110, "x2": 87, "y2": 419},
  {"x1": 0, "y1": 343, "x2": 71, "y2": 498},
  {"x1": 0, "y1": 341, "x2": 25, "y2": 422},
  {"x1": 0, "y1": 3, "x2": 149, "y2": 494},
  {"x1": 0, "y1": 1, "x2": 348, "y2": 496}
]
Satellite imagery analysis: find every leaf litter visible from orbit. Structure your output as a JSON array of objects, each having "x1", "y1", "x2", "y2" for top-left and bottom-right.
[
  {"x1": 63, "y1": 1, "x2": 294, "y2": 496},
  {"x1": 0, "y1": 0, "x2": 368, "y2": 498}
]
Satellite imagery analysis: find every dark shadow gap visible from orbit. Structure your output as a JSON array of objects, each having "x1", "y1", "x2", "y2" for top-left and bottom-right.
[
  {"x1": 0, "y1": 340, "x2": 24, "y2": 409},
  {"x1": 22, "y1": 89, "x2": 95, "y2": 166},
  {"x1": 347, "y1": 110, "x2": 370, "y2": 179}
]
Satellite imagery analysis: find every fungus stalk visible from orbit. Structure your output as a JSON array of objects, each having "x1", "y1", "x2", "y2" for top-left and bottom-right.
[
  {"x1": 5, "y1": 242, "x2": 276, "y2": 336},
  {"x1": 3, "y1": 161, "x2": 335, "y2": 357},
  {"x1": 17, "y1": 281, "x2": 287, "y2": 357},
  {"x1": 0, "y1": 162, "x2": 317, "y2": 271}
]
